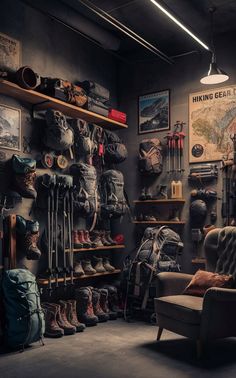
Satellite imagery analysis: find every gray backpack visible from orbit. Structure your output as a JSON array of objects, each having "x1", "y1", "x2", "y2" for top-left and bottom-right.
[{"x1": 100, "y1": 170, "x2": 127, "y2": 218}]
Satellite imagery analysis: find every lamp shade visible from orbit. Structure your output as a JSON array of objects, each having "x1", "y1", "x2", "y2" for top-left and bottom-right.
[{"x1": 200, "y1": 62, "x2": 229, "y2": 84}]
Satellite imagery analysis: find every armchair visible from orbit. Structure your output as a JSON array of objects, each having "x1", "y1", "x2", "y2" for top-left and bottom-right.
[{"x1": 154, "y1": 227, "x2": 236, "y2": 356}]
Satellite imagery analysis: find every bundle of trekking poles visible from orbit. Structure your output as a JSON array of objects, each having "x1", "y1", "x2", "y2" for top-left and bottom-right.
[{"x1": 165, "y1": 121, "x2": 185, "y2": 175}]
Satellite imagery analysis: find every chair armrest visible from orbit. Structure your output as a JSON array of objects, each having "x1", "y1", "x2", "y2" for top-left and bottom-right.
[
  {"x1": 201, "y1": 287, "x2": 236, "y2": 341},
  {"x1": 155, "y1": 272, "x2": 193, "y2": 297}
]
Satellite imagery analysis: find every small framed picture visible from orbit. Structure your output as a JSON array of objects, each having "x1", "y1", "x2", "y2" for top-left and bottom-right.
[
  {"x1": 138, "y1": 89, "x2": 170, "y2": 134},
  {"x1": 0, "y1": 104, "x2": 21, "y2": 151},
  {"x1": 0, "y1": 32, "x2": 21, "y2": 71}
]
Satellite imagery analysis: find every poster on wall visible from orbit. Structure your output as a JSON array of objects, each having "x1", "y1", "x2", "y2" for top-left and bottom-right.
[
  {"x1": 0, "y1": 104, "x2": 21, "y2": 151},
  {"x1": 0, "y1": 32, "x2": 20, "y2": 71},
  {"x1": 138, "y1": 89, "x2": 170, "y2": 134},
  {"x1": 189, "y1": 85, "x2": 236, "y2": 163}
]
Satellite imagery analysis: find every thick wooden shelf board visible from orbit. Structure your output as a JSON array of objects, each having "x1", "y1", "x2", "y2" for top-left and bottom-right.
[
  {"x1": 66, "y1": 244, "x2": 125, "y2": 253},
  {"x1": 0, "y1": 80, "x2": 128, "y2": 129},
  {"x1": 133, "y1": 199, "x2": 185, "y2": 204},
  {"x1": 191, "y1": 258, "x2": 206, "y2": 264},
  {"x1": 37, "y1": 269, "x2": 121, "y2": 285},
  {"x1": 133, "y1": 221, "x2": 185, "y2": 225}
]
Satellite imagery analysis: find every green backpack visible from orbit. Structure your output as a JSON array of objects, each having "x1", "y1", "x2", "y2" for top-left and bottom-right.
[{"x1": 2, "y1": 269, "x2": 45, "y2": 349}]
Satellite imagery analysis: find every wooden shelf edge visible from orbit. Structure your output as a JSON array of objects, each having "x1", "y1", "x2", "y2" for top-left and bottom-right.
[
  {"x1": 37, "y1": 269, "x2": 121, "y2": 285},
  {"x1": 191, "y1": 258, "x2": 206, "y2": 264},
  {"x1": 133, "y1": 221, "x2": 185, "y2": 225},
  {"x1": 133, "y1": 199, "x2": 185, "y2": 204},
  {"x1": 65, "y1": 244, "x2": 125, "y2": 253},
  {"x1": 0, "y1": 80, "x2": 128, "y2": 129}
]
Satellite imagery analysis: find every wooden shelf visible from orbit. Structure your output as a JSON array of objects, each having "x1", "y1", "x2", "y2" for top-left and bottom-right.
[
  {"x1": 191, "y1": 258, "x2": 206, "y2": 264},
  {"x1": 0, "y1": 80, "x2": 128, "y2": 130},
  {"x1": 65, "y1": 244, "x2": 125, "y2": 253},
  {"x1": 37, "y1": 269, "x2": 121, "y2": 285},
  {"x1": 133, "y1": 199, "x2": 185, "y2": 204},
  {"x1": 133, "y1": 221, "x2": 185, "y2": 225}
]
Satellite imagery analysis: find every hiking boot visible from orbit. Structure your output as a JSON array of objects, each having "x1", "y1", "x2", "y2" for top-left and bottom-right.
[
  {"x1": 16, "y1": 215, "x2": 41, "y2": 260},
  {"x1": 75, "y1": 287, "x2": 98, "y2": 326},
  {"x1": 100, "y1": 230, "x2": 111, "y2": 246},
  {"x1": 72, "y1": 230, "x2": 83, "y2": 249},
  {"x1": 145, "y1": 187, "x2": 152, "y2": 200},
  {"x1": 42, "y1": 303, "x2": 64, "y2": 338},
  {"x1": 103, "y1": 285, "x2": 123, "y2": 317},
  {"x1": 78, "y1": 230, "x2": 91, "y2": 248},
  {"x1": 84, "y1": 230, "x2": 96, "y2": 248},
  {"x1": 154, "y1": 184, "x2": 168, "y2": 200},
  {"x1": 91, "y1": 288, "x2": 109, "y2": 322},
  {"x1": 143, "y1": 215, "x2": 157, "y2": 221},
  {"x1": 58, "y1": 301, "x2": 76, "y2": 335},
  {"x1": 105, "y1": 231, "x2": 117, "y2": 245},
  {"x1": 74, "y1": 260, "x2": 85, "y2": 277},
  {"x1": 12, "y1": 155, "x2": 37, "y2": 199},
  {"x1": 93, "y1": 256, "x2": 106, "y2": 273},
  {"x1": 99, "y1": 289, "x2": 117, "y2": 320},
  {"x1": 139, "y1": 188, "x2": 146, "y2": 200},
  {"x1": 82, "y1": 259, "x2": 96, "y2": 275},
  {"x1": 168, "y1": 208, "x2": 180, "y2": 222},
  {"x1": 103, "y1": 257, "x2": 115, "y2": 272},
  {"x1": 90, "y1": 230, "x2": 104, "y2": 247},
  {"x1": 66, "y1": 300, "x2": 86, "y2": 332}
]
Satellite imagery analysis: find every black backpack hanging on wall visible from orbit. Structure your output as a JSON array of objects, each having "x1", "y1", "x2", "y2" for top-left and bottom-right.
[
  {"x1": 100, "y1": 169, "x2": 127, "y2": 218},
  {"x1": 104, "y1": 130, "x2": 128, "y2": 164},
  {"x1": 138, "y1": 138, "x2": 162, "y2": 175}
]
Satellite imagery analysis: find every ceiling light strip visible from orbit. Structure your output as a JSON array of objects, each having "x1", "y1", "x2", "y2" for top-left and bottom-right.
[
  {"x1": 149, "y1": 0, "x2": 210, "y2": 51},
  {"x1": 79, "y1": 0, "x2": 173, "y2": 63}
]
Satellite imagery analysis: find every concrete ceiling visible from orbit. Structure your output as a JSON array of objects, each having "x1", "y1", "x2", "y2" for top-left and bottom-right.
[{"x1": 61, "y1": 0, "x2": 236, "y2": 61}]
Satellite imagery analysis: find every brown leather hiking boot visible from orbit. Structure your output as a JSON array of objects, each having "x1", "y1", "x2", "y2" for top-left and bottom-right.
[
  {"x1": 14, "y1": 171, "x2": 37, "y2": 199},
  {"x1": 99, "y1": 289, "x2": 117, "y2": 320},
  {"x1": 41, "y1": 303, "x2": 64, "y2": 338},
  {"x1": 78, "y1": 230, "x2": 90, "y2": 248},
  {"x1": 93, "y1": 256, "x2": 106, "y2": 273},
  {"x1": 91, "y1": 288, "x2": 109, "y2": 322},
  {"x1": 100, "y1": 231, "x2": 111, "y2": 246},
  {"x1": 75, "y1": 287, "x2": 98, "y2": 326},
  {"x1": 103, "y1": 257, "x2": 116, "y2": 272},
  {"x1": 74, "y1": 260, "x2": 85, "y2": 277},
  {"x1": 58, "y1": 301, "x2": 76, "y2": 335},
  {"x1": 25, "y1": 231, "x2": 41, "y2": 260},
  {"x1": 84, "y1": 230, "x2": 96, "y2": 248},
  {"x1": 105, "y1": 231, "x2": 117, "y2": 245},
  {"x1": 82, "y1": 259, "x2": 96, "y2": 275},
  {"x1": 72, "y1": 230, "x2": 83, "y2": 248},
  {"x1": 90, "y1": 230, "x2": 104, "y2": 247},
  {"x1": 67, "y1": 300, "x2": 86, "y2": 332}
]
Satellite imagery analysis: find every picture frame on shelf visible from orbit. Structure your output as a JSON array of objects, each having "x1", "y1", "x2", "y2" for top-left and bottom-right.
[
  {"x1": 0, "y1": 32, "x2": 21, "y2": 71},
  {"x1": 0, "y1": 104, "x2": 21, "y2": 151},
  {"x1": 138, "y1": 89, "x2": 170, "y2": 134}
]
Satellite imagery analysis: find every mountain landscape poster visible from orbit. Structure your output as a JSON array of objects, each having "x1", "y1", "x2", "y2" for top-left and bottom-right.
[
  {"x1": 189, "y1": 85, "x2": 236, "y2": 163},
  {"x1": 138, "y1": 90, "x2": 170, "y2": 134},
  {"x1": 0, "y1": 104, "x2": 21, "y2": 151}
]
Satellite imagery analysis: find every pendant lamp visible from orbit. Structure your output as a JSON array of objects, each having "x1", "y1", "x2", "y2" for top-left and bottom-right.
[{"x1": 200, "y1": 8, "x2": 229, "y2": 85}]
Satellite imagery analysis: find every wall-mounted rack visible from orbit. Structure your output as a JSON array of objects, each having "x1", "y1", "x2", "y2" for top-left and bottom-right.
[{"x1": 0, "y1": 80, "x2": 128, "y2": 129}]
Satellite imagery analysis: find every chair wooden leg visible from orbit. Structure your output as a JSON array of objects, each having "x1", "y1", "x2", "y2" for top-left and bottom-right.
[
  {"x1": 156, "y1": 327, "x2": 163, "y2": 341},
  {"x1": 196, "y1": 339, "x2": 203, "y2": 359}
]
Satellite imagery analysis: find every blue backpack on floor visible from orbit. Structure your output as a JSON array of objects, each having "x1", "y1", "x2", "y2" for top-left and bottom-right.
[{"x1": 2, "y1": 269, "x2": 45, "y2": 349}]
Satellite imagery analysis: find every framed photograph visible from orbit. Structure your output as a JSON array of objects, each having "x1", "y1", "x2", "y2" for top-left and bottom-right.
[
  {"x1": 0, "y1": 104, "x2": 21, "y2": 151},
  {"x1": 189, "y1": 85, "x2": 236, "y2": 163},
  {"x1": 138, "y1": 89, "x2": 170, "y2": 134},
  {"x1": 0, "y1": 32, "x2": 20, "y2": 71}
]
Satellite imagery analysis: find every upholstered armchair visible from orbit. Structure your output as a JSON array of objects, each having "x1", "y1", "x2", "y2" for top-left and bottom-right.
[{"x1": 154, "y1": 227, "x2": 236, "y2": 356}]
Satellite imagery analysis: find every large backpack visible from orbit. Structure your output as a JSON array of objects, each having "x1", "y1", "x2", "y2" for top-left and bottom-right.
[
  {"x1": 100, "y1": 170, "x2": 127, "y2": 218},
  {"x1": 71, "y1": 119, "x2": 96, "y2": 161},
  {"x1": 70, "y1": 163, "x2": 100, "y2": 221},
  {"x1": 2, "y1": 269, "x2": 45, "y2": 349},
  {"x1": 104, "y1": 130, "x2": 128, "y2": 164},
  {"x1": 138, "y1": 138, "x2": 162, "y2": 175},
  {"x1": 43, "y1": 109, "x2": 74, "y2": 152}
]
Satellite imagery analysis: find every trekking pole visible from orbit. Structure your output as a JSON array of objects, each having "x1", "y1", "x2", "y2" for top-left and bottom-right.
[
  {"x1": 69, "y1": 185, "x2": 74, "y2": 285},
  {"x1": 62, "y1": 184, "x2": 67, "y2": 287},
  {"x1": 179, "y1": 123, "x2": 186, "y2": 172},
  {"x1": 49, "y1": 176, "x2": 56, "y2": 293},
  {"x1": 54, "y1": 180, "x2": 60, "y2": 288},
  {"x1": 66, "y1": 184, "x2": 73, "y2": 285},
  {"x1": 165, "y1": 133, "x2": 172, "y2": 174}
]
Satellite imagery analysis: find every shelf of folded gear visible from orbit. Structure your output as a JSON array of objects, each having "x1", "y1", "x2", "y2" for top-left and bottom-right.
[
  {"x1": 37, "y1": 269, "x2": 121, "y2": 285},
  {"x1": 0, "y1": 80, "x2": 128, "y2": 129},
  {"x1": 65, "y1": 244, "x2": 125, "y2": 253},
  {"x1": 133, "y1": 221, "x2": 185, "y2": 225},
  {"x1": 133, "y1": 199, "x2": 185, "y2": 204}
]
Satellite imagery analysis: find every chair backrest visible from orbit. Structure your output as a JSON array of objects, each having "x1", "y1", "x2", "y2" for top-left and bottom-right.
[{"x1": 204, "y1": 227, "x2": 236, "y2": 284}]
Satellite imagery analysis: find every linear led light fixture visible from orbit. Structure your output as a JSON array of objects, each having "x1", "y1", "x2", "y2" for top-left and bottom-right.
[{"x1": 149, "y1": 0, "x2": 210, "y2": 51}]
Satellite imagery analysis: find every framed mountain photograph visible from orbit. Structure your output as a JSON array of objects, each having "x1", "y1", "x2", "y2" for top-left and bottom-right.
[
  {"x1": 0, "y1": 104, "x2": 21, "y2": 151},
  {"x1": 138, "y1": 89, "x2": 170, "y2": 134}
]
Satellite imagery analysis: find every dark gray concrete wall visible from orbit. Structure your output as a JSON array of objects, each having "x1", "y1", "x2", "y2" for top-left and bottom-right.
[{"x1": 117, "y1": 32, "x2": 236, "y2": 273}]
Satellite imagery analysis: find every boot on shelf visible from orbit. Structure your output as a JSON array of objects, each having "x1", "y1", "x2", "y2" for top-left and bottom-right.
[
  {"x1": 103, "y1": 285, "x2": 123, "y2": 317},
  {"x1": 58, "y1": 301, "x2": 77, "y2": 335},
  {"x1": 78, "y1": 230, "x2": 91, "y2": 248},
  {"x1": 84, "y1": 230, "x2": 96, "y2": 248},
  {"x1": 91, "y1": 288, "x2": 109, "y2": 322},
  {"x1": 99, "y1": 289, "x2": 117, "y2": 320},
  {"x1": 41, "y1": 303, "x2": 64, "y2": 338},
  {"x1": 90, "y1": 230, "x2": 104, "y2": 248},
  {"x1": 74, "y1": 260, "x2": 85, "y2": 277},
  {"x1": 100, "y1": 231, "x2": 111, "y2": 246},
  {"x1": 82, "y1": 259, "x2": 97, "y2": 275},
  {"x1": 66, "y1": 300, "x2": 86, "y2": 332},
  {"x1": 93, "y1": 256, "x2": 106, "y2": 273},
  {"x1": 12, "y1": 154, "x2": 37, "y2": 199},
  {"x1": 72, "y1": 230, "x2": 83, "y2": 249},
  {"x1": 103, "y1": 257, "x2": 116, "y2": 272},
  {"x1": 16, "y1": 215, "x2": 41, "y2": 260},
  {"x1": 168, "y1": 208, "x2": 180, "y2": 222},
  {"x1": 105, "y1": 231, "x2": 117, "y2": 245},
  {"x1": 75, "y1": 287, "x2": 98, "y2": 326},
  {"x1": 154, "y1": 184, "x2": 168, "y2": 200}
]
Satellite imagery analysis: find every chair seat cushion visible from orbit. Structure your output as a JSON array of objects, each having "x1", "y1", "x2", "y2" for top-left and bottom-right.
[{"x1": 155, "y1": 295, "x2": 203, "y2": 324}]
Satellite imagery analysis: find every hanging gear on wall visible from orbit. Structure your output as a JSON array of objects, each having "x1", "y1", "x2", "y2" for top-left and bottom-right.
[
  {"x1": 165, "y1": 121, "x2": 185, "y2": 175},
  {"x1": 191, "y1": 188, "x2": 219, "y2": 201},
  {"x1": 138, "y1": 138, "x2": 162, "y2": 175},
  {"x1": 188, "y1": 164, "x2": 218, "y2": 182},
  {"x1": 71, "y1": 119, "x2": 95, "y2": 164},
  {"x1": 190, "y1": 199, "x2": 207, "y2": 226},
  {"x1": 104, "y1": 130, "x2": 128, "y2": 164},
  {"x1": 11, "y1": 154, "x2": 37, "y2": 199},
  {"x1": 16, "y1": 215, "x2": 41, "y2": 260}
]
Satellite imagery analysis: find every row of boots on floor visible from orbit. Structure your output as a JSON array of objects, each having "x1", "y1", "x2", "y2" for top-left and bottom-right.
[{"x1": 42, "y1": 286, "x2": 121, "y2": 338}]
